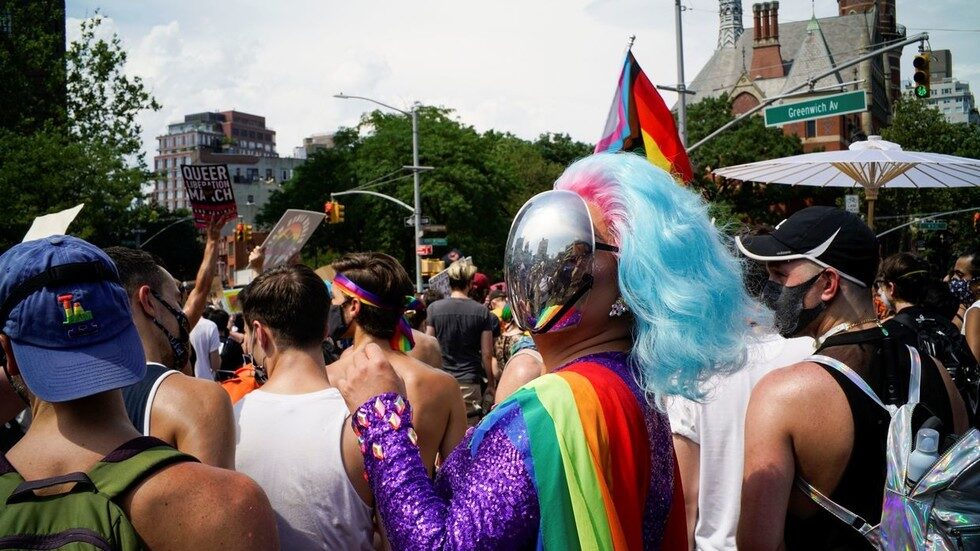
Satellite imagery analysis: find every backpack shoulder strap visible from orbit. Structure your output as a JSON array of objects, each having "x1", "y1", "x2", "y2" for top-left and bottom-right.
[
  {"x1": 86, "y1": 436, "x2": 197, "y2": 500},
  {"x1": 890, "y1": 311, "x2": 918, "y2": 331},
  {"x1": 793, "y1": 477, "x2": 877, "y2": 537},
  {"x1": 807, "y1": 354, "x2": 892, "y2": 412},
  {"x1": 806, "y1": 345, "x2": 922, "y2": 414}
]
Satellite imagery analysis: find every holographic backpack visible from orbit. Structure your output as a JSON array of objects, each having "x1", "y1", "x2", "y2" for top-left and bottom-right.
[{"x1": 798, "y1": 346, "x2": 980, "y2": 550}]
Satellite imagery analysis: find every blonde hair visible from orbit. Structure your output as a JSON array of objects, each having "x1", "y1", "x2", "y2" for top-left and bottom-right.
[{"x1": 447, "y1": 260, "x2": 478, "y2": 290}]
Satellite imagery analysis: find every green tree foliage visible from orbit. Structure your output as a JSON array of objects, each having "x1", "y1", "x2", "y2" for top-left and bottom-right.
[
  {"x1": 874, "y1": 96, "x2": 980, "y2": 264},
  {"x1": 66, "y1": 16, "x2": 160, "y2": 157},
  {"x1": 686, "y1": 94, "x2": 836, "y2": 229},
  {"x1": 0, "y1": 15, "x2": 160, "y2": 251},
  {"x1": 131, "y1": 206, "x2": 202, "y2": 281},
  {"x1": 259, "y1": 107, "x2": 591, "y2": 279},
  {"x1": 0, "y1": 0, "x2": 67, "y2": 132}
]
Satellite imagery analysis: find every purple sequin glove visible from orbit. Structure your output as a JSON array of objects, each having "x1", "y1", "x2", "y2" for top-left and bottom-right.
[{"x1": 353, "y1": 392, "x2": 539, "y2": 550}]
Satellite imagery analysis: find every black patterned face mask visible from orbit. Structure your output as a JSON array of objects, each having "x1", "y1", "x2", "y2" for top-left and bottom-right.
[
  {"x1": 760, "y1": 271, "x2": 827, "y2": 337},
  {"x1": 949, "y1": 278, "x2": 978, "y2": 306},
  {"x1": 149, "y1": 290, "x2": 191, "y2": 371}
]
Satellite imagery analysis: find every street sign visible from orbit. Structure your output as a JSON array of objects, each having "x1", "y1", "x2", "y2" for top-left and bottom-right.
[
  {"x1": 422, "y1": 224, "x2": 447, "y2": 233},
  {"x1": 421, "y1": 237, "x2": 448, "y2": 246},
  {"x1": 764, "y1": 90, "x2": 868, "y2": 127},
  {"x1": 417, "y1": 245, "x2": 433, "y2": 256},
  {"x1": 919, "y1": 220, "x2": 948, "y2": 231},
  {"x1": 404, "y1": 216, "x2": 431, "y2": 227},
  {"x1": 845, "y1": 194, "x2": 860, "y2": 214}
]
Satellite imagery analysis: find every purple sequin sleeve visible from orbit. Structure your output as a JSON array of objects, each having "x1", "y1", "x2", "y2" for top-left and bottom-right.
[{"x1": 353, "y1": 393, "x2": 540, "y2": 550}]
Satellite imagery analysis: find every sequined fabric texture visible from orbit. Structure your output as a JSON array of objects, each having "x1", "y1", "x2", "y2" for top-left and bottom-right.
[{"x1": 354, "y1": 351, "x2": 676, "y2": 550}]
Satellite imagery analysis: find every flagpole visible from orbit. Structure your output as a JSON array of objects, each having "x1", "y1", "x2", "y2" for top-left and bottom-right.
[{"x1": 674, "y1": 0, "x2": 687, "y2": 147}]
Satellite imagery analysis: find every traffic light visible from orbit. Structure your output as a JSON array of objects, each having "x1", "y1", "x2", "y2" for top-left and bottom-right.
[
  {"x1": 244, "y1": 224, "x2": 253, "y2": 242},
  {"x1": 235, "y1": 223, "x2": 244, "y2": 241},
  {"x1": 912, "y1": 52, "x2": 930, "y2": 98},
  {"x1": 325, "y1": 201, "x2": 344, "y2": 224}
]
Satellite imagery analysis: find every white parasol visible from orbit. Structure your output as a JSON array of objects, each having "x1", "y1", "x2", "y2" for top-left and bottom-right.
[{"x1": 712, "y1": 136, "x2": 980, "y2": 228}]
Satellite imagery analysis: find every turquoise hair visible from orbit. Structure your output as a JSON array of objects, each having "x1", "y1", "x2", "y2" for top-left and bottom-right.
[{"x1": 554, "y1": 153, "x2": 762, "y2": 402}]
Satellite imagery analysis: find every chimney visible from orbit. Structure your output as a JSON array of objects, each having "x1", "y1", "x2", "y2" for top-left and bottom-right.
[
  {"x1": 769, "y1": 1, "x2": 779, "y2": 41},
  {"x1": 750, "y1": 2, "x2": 785, "y2": 79},
  {"x1": 761, "y1": 2, "x2": 771, "y2": 41}
]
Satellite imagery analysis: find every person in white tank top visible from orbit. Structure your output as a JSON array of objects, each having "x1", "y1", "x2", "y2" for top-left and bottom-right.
[
  {"x1": 233, "y1": 265, "x2": 374, "y2": 550},
  {"x1": 235, "y1": 388, "x2": 372, "y2": 550}
]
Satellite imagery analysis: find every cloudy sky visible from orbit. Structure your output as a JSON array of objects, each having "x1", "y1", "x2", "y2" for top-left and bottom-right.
[{"x1": 66, "y1": 0, "x2": 980, "y2": 165}]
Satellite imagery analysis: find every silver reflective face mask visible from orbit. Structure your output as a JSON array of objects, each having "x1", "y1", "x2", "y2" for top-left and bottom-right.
[{"x1": 503, "y1": 190, "x2": 618, "y2": 334}]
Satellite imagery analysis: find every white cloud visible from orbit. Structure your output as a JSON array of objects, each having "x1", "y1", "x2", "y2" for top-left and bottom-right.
[{"x1": 65, "y1": 0, "x2": 980, "y2": 167}]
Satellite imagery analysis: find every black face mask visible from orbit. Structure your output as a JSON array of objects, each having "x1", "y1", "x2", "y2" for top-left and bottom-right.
[
  {"x1": 327, "y1": 301, "x2": 351, "y2": 342},
  {"x1": 760, "y1": 271, "x2": 827, "y2": 338},
  {"x1": 149, "y1": 290, "x2": 191, "y2": 371}
]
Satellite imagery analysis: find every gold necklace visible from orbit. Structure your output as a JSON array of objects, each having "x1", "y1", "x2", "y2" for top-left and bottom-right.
[
  {"x1": 842, "y1": 317, "x2": 881, "y2": 332},
  {"x1": 816, "y1": 317, "x2": 882, "y2": 347}
]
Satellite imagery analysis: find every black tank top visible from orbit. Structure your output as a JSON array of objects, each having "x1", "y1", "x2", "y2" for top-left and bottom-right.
[
  {"x1": 120, "y1": 363, "x2": 173, "y2": 434},
  {"x1": 785, "y1": 328, "x2": 955, "y2": 550}
]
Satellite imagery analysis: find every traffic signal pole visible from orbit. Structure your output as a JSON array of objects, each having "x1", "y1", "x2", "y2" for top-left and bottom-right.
[{"x1": 686, "y1": 32, "x2": 929, "y2": 153}]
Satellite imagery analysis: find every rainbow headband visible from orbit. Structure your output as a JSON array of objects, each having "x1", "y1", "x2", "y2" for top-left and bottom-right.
[{"x1": 332, "y1": 273, "x2": 418, "y2": 352}]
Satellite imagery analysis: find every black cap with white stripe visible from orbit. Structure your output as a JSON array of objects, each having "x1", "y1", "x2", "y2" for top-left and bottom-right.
[{"x1": 735, "y1": 206, "x2": 878, "y2": 288}]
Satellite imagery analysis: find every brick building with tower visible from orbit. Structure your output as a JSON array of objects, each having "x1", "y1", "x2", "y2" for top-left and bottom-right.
[{"x1": 687, "y1": 0, "x2": 906, "y2": 151}]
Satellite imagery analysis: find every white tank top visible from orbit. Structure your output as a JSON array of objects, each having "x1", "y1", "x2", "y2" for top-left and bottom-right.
[
  {"x1": 963, "y1": 299, "x2": 980, "y2": 335},
  {"x1": 234, "y1": 387, "x2": 373, "y2": 551}
]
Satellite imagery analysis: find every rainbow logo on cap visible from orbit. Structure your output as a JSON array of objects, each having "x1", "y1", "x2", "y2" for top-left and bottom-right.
[{"x1": 58, "y1": 293, "x2": 93, "y2": 325}]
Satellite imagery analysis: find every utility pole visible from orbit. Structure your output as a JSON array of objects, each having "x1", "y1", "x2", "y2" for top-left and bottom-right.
[
  {"x1": 675, "y1": 0, "x2": 688, "y2": 146},
  {"x1": 334, "y1": 93, "x2": 429, "y2": 293},
  {"x1": 410, "y1": 104, "x2": 423, "y2": 294}
]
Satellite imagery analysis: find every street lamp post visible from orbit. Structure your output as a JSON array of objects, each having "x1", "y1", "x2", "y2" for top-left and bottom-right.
[{"x1": 334, "y1": 93, "x2": 425, "y2": 293}]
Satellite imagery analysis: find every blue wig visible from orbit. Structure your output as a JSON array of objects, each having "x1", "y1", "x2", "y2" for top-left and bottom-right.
[{"x1": 554, "y1": 152, "x2": 762, "y2": 402}]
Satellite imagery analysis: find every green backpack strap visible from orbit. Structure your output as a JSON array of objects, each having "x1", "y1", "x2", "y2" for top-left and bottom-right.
[
  {"x1": 0, "y1": 453, "x2": 25, "y2": 501},
  {"x1": 86, "y1": 436, "x2": 197, "y2": 500}
]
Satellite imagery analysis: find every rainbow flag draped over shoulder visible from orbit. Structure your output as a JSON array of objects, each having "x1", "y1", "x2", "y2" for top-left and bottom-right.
[
  {"x1": 472, "y1": 361, "x2": 688, "y2": 550},
  {"x1": 594, "y1": 51, "x2": 694, "y2": 183}
]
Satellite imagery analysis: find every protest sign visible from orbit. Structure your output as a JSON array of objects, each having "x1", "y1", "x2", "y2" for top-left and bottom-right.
[
  {"x1": 222, "y1": 288, "x2": 244, "y2": 314},
  {"x1": 23, "y1": 204, "x2": 85, "y2": 243},
  {"x1": 427, "y1": 256, "x2": 472, "y2": 298},
  {"x1": 261, "y1": 209, "x2": 326, "y2": 270},
  {"x1": 180, "y1": 164, "x2": 237, "y2": 228}
]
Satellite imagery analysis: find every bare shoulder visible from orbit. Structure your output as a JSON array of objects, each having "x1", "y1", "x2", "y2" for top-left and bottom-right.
[
  {"x1": 395, "y1": 353, "x2": 456, "y2": 392},
  {"x1": 408, "y1": 330, "x2": 443, "y2": 368},
  {"x1": 157, "y1": 373, "x2": 231, "y2": 418},
  {"x1": 326, "y1": 354, "x2": 354, "y2": 385},
  {"x1": 752, "y1": 360, "x2": 841, "y2": 410},
  {"x1": 125, "y1": 462, "x2": 277, "y2": 550},
  {"x1": 505, "y1": 353, "x2": 544, "y2": 379}
]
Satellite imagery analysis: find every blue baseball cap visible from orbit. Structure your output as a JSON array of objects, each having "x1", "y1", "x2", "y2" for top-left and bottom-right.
[{"x1": 0, "y1": 235, "x2": 145, "y2": 402}]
